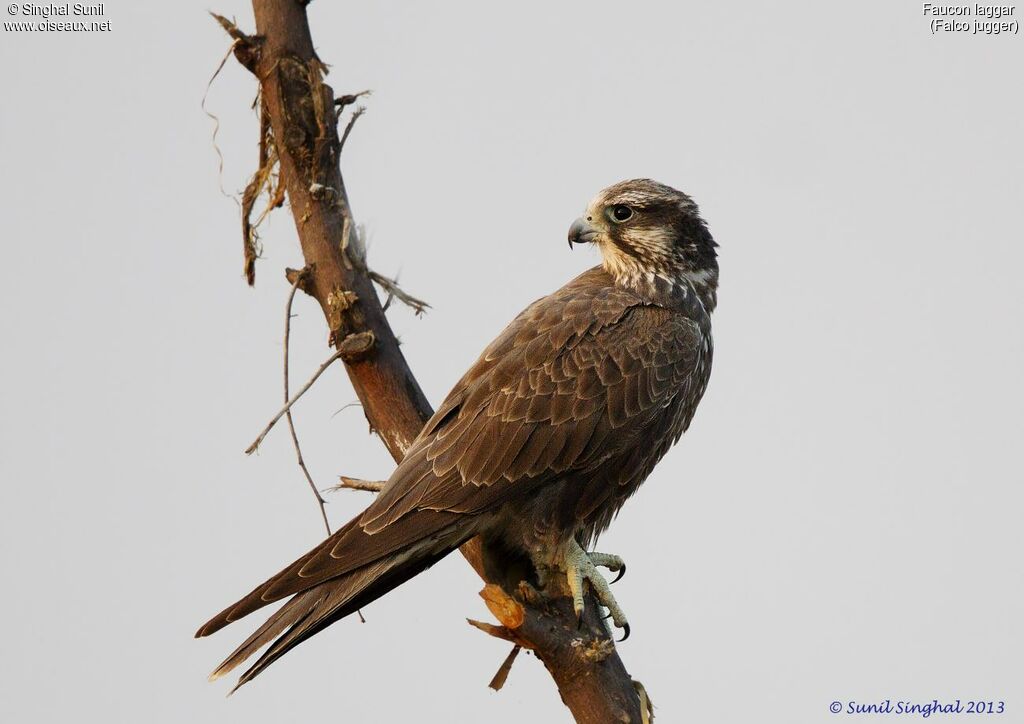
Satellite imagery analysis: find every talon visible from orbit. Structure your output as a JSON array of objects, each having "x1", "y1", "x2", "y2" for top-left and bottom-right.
[
  {"x1": 588, "y1": 551, "x2": 626, "y2": 583},
  {"x1": 618, "y1": 623, "x2": 631, "y2": 642},
  {"x1": 559, "y1": 541, "x2": 630, "y2": 639}
]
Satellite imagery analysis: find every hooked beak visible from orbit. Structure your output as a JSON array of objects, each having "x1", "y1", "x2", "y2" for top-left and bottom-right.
[{"x1": 567, "y1": 217, "x2": 599, "y2": 249}]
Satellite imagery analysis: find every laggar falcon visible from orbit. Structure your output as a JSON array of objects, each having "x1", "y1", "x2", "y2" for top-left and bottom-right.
[{"x1": 197, "y1": 179, "x2": 719, "y2": 690}]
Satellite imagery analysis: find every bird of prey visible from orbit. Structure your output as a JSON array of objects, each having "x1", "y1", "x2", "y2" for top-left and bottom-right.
[{"x1": 197, "y1": 178, "x2": 719, "y2": 690}]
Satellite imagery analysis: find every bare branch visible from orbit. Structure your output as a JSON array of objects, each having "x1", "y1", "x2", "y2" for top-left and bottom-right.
[
  {"x1": 283, "y1": 270, "x2": 331, "y2": 535},
  {"x1": 338, "y1": 106, "x2": 366, "y2": 152},
  {"x1": 330, "y1": 476, "x2": 385, "y2": 493},
  {"x1": 210, "y1": 12, "x2": 251, "y2": 44},
  {"x1": 368, "y1": 271, "x2": 429, "y2": 316},
  {"x1": 329, "y1": 400, "x2": 362, "y2": 419},
  {"x1": 246, "y1": 330, "x2": 380, "y2": 456},
  {"x1": 334, "y1": 89, "x2": 371, "y2": 116},
  {"x1": 209, "y1": 13, "x2": 262, "y2": 72},
  {"x1": 245, "y1": 347, "x2": 345, "y2": 455},
  {"x1": 488, "y1": 645, "x2": 522, "y2": 691},
  {"x1": 466, "y1": 618, "x2": 519, "y2": 643}
]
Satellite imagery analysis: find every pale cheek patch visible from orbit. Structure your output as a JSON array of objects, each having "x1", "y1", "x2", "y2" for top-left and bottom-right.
[{"x1": 598, "y1": 239, "x2": 642, "y2": 282}]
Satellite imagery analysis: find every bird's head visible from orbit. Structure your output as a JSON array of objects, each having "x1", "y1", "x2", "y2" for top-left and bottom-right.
[{"x1": 568, "y1": 179, "x2": 718, "y2": 309}]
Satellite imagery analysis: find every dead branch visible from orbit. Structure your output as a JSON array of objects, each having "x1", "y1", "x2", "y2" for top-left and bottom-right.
[
  {"x1": 367, "y1": 270, "x2": 429, "y2": 316},
  {"x1": 338, "y1": 106, "x2": 365, "y2": 152},
  {"x1": 244, "y1": 335, "x2": 371, "y2": 455},
  {"x1": 329, "y1": 400, "x2": 361, "y2": 419},
  {"x1": 209, "y1": 13, "x2": 261, "y2": 72},
  {"x1": 330, "y1": 476, "x2": 385, "y2": 493},
  {"x1": 283, "y1": 269, "x2": 330, "y2": 534},
  {"x1": 488, "y1": 645, "x2": 522, "y2": 691},
  {"x1": 215, "y1": 3, "x2": 646, "y2": 721},
  {"x1": 334, "y1": 89, "x2": 371, "y2": 115},
  {"x1": 466, "y1": 618, "x2": 519, "y2": 644}
]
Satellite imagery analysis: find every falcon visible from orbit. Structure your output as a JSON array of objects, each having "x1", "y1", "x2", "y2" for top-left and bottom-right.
[{"x1": 197, "y1": 178, "x2": 719, "y2": 690}]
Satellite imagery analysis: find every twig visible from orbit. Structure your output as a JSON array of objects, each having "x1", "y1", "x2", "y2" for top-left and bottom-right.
[
  {"x1": 210, "y1": 12, "x2": 250, "y2": 44},
  {"x1": 245, "y1": 347, "x2": 345, "y2": 455},
  {"x1": 329, "y1": 400, "x2": 362, "y2": 419},
  {"x1": 209, "y1": 13, "x2": 261, "y2": 72},
  {"x1": 488, "y1": 645, "x2": 522, "y2": 691},
  {"x1": 368, "y1": 271, "x2": 429, "y2": 316},
  {"x1": 338, "y1": 106, "x2": 366, "y2": 152},
  {"x1": 334, "y1": 89, "x2": 371, "y2": 117},
  {"x1": 466, "y1": 619, "x2": 518, "y2": 643},
  {"x1": 284, "y1": 271, "x2": 331, "y2": 535},
  {"x1": 330, "y1": 476, "x2": 385, "y2": 493},
  {"x1": 245, "y1": 331, "x2": 374, "y2": 455}
]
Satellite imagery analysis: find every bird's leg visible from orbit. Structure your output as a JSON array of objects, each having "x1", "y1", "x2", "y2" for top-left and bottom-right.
[{"x1": 562, "y1": 540, "x2": 630, "y2": 639}]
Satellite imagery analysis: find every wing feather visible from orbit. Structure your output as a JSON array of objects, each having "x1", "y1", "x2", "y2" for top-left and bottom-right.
[{"x1": 198, "y1": 266, "x2": 711, "y2": 688}]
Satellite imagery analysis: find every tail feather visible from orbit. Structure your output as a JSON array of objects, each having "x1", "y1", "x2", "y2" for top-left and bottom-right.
[
  {"x1": 204, "y1": 522, "x2": 473, "y2": 690},
  {"x1": 196, "y1": 510, "x2": 464, "y2": 639},
  {"x1": 207, "y1": 589, "x2": 320, "y2": 682},
  {"x1": 194, "y1": 519, "x2": 358, "y2": 640}
]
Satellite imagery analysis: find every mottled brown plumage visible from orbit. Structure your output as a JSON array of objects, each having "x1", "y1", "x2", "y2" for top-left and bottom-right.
[{"x1": 197, "y1": 179, "x2": 719, "y2": 689}]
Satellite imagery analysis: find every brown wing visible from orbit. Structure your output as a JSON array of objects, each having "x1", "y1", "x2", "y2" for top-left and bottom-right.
[
  {"x1": 197, "y1": 267, "x2": 705, "y2": 647},
  {"x1": 359, "y1": 268, "x2": 707, "y2": 531}
]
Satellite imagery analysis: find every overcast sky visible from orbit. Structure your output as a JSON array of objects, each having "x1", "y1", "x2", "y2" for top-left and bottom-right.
[{"x1": 1, "y1": 2, "x2": 1022, "y2": 722}]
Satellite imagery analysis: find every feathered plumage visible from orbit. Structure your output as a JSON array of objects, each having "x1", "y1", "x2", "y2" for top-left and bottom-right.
[{"x1": 197, "y1": 179, "x2": 719, "y2": 690}]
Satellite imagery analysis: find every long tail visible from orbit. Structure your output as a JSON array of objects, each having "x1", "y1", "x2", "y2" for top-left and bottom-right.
[{"x1": 196, "y1": 514, "x2": 473, "y2": 691}]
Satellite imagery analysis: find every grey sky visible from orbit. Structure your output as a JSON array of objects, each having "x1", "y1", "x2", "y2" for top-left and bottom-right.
[{"x1": 1, "y1": 2, "x2": 1021, "y2": 722}]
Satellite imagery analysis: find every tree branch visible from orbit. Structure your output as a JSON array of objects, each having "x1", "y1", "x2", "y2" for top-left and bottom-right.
[
  {"x1": 331, "y1": 476, "x2": 385, "y2": 493},
  {"x1": 219, "y1": 3, "x2": 646, "y2": 721},
  {"x1": 244, "y1": 346, "x2": 343, "y2": 455},
  {"x1": 283, "y1": 268, "x2": 331, "y2": 535}
]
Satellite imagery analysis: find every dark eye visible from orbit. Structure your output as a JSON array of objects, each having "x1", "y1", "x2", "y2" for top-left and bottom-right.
[{"x1": 609, "y1": 204, "x2": 633, "y2": 223}]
